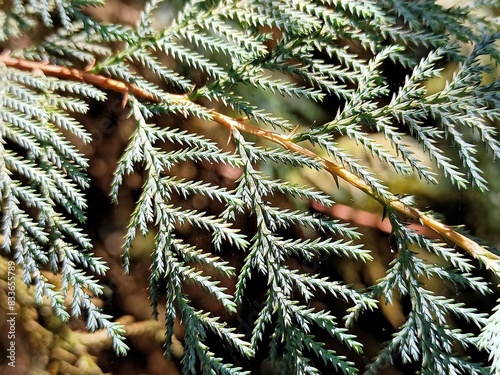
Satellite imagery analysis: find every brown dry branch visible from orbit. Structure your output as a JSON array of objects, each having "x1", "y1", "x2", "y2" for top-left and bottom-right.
[
  {"x1": 74, "y1": 316, "x2": 184, "y2": 358},
  {"x1": 2, "y1": 54, "x2": 498, "y2": 272}
]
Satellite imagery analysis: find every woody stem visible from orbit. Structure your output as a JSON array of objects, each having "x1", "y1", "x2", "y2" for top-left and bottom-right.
[{"x1": 2, "y1": 54, "x2": 498, "y2": 269}]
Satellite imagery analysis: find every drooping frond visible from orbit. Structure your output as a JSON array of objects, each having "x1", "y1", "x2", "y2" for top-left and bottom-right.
[
  {"x1": 0, "y1": 64, "x2": 127, "y2": 354},
  {"x1": 1, "y1": 0, "x2": 499, "y2": 374}
]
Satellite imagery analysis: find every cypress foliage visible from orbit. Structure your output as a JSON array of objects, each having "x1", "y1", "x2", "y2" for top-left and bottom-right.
[{"x1": 0, "y1": 0, "x2": 499, "y2": 373}]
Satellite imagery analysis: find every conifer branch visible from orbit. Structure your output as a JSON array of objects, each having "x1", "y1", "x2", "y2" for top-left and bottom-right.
[
  {"x1": 2, "y1": 1, "x2": 500, "y2": 371},
  {"x1": 212, "y1": 112, "x2": 500, "y2": 272},
  {"x1": 2, "y1": 52, "x2": 498, "y2": 272}
]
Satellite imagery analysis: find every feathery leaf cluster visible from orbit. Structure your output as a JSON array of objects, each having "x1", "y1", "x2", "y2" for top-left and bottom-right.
[
  {"x1": 1, "y1": 0, "x2": 500, "y2": 374},
  {"x1": 0, "y1": 60, "x2": 127, "y2": 354}
]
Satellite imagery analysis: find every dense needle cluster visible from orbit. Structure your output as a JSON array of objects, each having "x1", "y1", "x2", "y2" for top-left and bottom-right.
[{"x1": 0, "y1": 0, "x2": 499, "y2": 374}]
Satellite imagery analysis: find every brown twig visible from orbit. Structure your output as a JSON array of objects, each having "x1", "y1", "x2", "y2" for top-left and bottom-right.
[
  {"x1": 2, "y1": 54, "x2": 499, "y2": 270},
  {"x1": 213, "y1": 111, "x2": 500, "y2": 270},
  {"x1": 74, "y1": 316, "x2": 184, "y2": 358}
]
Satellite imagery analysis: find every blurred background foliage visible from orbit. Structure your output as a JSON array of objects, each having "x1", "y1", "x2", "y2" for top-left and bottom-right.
[{"x1": 0, "y1": 0, "x2": 499, "y2": 374}]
